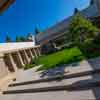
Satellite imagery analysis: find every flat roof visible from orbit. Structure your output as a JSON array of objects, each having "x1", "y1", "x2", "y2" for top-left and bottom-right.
[{"x1": 0, "y1": 42, "x2": 39, "y2": 54}]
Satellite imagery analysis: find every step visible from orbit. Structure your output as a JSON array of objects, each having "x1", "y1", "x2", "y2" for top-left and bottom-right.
[
  {"x1": 3, "y1": 80, "x2": 100, "y2": 94},
  {"x1": 9, "y1": 69, "x2": 100, "y2": 87},
  {"x1": 7, "y1": 73, "x2": 100, "y2": 92}
]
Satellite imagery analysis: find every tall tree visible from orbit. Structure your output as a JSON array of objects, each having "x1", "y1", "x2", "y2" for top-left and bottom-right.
[
  {"x1": 68, "y1": 13, "x2": 99, "y2": 45},
  {"x1": 5, "y1": 35, "x2": 12, "y2": 42},
  {"x1": 16, "y1": 35, "x2": 26, "y2": 42},
  {"x1": 74, "y1": 8, "x2": 79, "y2": 15},
  {"x1": 90, "y1": 0, "x2": 94, "y2": 5},
  {"x1": 20, "y1": 36, "x2": 26, "y2": 42},
  {"x1": 16, "y1": 35, "x2": 21, "y2": 42},
  {"x1": 34, "y1": 27, "x2": 40, "y2": 35}
]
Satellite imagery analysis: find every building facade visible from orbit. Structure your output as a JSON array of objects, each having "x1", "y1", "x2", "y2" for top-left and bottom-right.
[
  {"x1": 35, "y1": 0, "x2": 100, "y2": 53},
  {"x1": 0, "y1": 42, "x2": 41, "y2": 79}
]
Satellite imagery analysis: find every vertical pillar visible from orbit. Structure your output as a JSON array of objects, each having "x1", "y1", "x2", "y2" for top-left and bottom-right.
[
  {"x1": 17, "y1": 51, "x2": 25, "y2": 67},
  {"x1": 29, "y1": 49, "x2": 34, "y2": 59},
  {"x1": 8, "y1": 53, "x2": 18, "y2": 72},
  {"x1": 23, "y1": 50, "x2": 30, "y2": 63},
  {"x1": 33, "y1": 48, "x2": 38, "y2": 58},
  {"x1": 37, "y1": 47, "x2": 41, "y2": 56}
]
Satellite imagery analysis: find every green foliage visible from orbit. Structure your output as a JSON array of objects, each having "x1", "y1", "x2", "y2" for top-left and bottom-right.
[
  {"x1": 90, "y1": 0, "x2": 94, "y2": 5},
  {"x1": 16, "y1": 36, "x2": 21, "y2": 42},
  {"x1": 68, "y1": 13, "x2": 99, "y2": 45},
  {"x1": 24, "y1": 64, "x2": 35, "y2": 70},
  {"x1": 35, "y1": 27, "x2": 40, "y2": 35},
  {"x1": 16, "y1": 35, "x2": 26, "y2": 42},
  {"x1": 20, "y1": 36, "x2": 26, "y2": 42},
  {"x1": 79, "y1": 38, "x2": 100, "y2": 58},
  {"x1": 93, "y1": 33, "x2": 100, "y2": 43},
  {"x1": 33, "y1": 47, "x2": 85, "y2": 71},
  {"x1": 5, "y1": 35, "x2": 12, "y2": 42},
  {"x1": 74, "y1": 8, "x2": 79, "y2": 15}
]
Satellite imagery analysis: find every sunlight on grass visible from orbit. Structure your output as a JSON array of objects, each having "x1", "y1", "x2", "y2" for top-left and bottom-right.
[{"x1": 34, "y1": 47, "x2": 85, "y2": 71}]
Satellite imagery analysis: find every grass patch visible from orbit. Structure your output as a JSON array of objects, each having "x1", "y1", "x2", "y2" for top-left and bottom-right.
[
  {"x1": 24, "y1": 64, "x2": 35, "y2": 70},
  {"x1": 33, "y1": 47, "x2": 85, "y2": 71}
]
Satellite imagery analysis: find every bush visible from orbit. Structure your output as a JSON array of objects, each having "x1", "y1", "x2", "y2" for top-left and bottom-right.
[
  {"x1": 79, "y1": 38, "x2": 100, "y2": 58},
  {"x1": 67, "y1": 13, "x2": 99, "y2": 45},
  {"x1": 24, "y1": 64, "x2": 35, "y2": 70}
]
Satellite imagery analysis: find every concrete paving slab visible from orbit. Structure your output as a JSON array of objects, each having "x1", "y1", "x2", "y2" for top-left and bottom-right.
[
  {"x1": 1, "y1": 57, "x2": 100, "y2": 100},
  {"x1": 0, "y1": 90, "x2": 96, "y2": 100},
  {"x1": 0, "y1": 73, "x2": 16, "y2": 92},
  {"x1": 12, "y1": 59, "x2": 98, "y2": 85},
  {"x1": 7, "y1": 75, "x2": 92, "y2": 91}
]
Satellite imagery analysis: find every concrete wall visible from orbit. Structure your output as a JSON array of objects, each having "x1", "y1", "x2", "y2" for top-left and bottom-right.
[{"x1": 0, "y1": 54, "x2": 9, "y2": 79}]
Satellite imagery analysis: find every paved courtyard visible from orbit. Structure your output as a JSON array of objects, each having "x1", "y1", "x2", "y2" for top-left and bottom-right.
[{"x1": 0, "y1": 57, "x2": 100, "y2": 100}]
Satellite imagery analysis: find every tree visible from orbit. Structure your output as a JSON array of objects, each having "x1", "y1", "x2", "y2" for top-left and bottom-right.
[
  {"x1": 16, "y1": 36, "x2": 21, "y2": 42},
  {"x1": 16, "y1": 35, "x2": 26, "y2": 42},
  {"x1": 68, "y1": 13, "x2": 99, "y2": 45},
  {"x1": 34, "y1": 27, "x2": 40, "y2": 35},
  {"x1": 20, "y1": 36, "x2": 26, "y2": 42},
  {"x1": 74, "y1": 8, "x2": 79, "y2": 15},
  {"x1": 5, "y1": 35, "x2": 12, "y2": 42},
  {"x1": 90, "y1": 0, "x2": 94, "y2": 5}
]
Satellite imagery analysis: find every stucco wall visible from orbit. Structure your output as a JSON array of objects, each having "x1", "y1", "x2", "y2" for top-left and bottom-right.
[{"x1": 0, "y1": 54, "x2": 9, "y2": 79}]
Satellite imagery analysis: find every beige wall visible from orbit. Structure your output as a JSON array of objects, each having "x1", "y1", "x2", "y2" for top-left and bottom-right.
[{"x1": 0, "y1": 54, "x2": 9, "y2": 78}]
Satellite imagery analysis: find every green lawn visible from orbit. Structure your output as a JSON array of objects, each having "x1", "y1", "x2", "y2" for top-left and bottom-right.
[
  {"x1": 33, "y1": 47, "x2": 85, "y2": 71},
  {"x1": 25, "y1": 44, "x2": 100, "y2": 70}
]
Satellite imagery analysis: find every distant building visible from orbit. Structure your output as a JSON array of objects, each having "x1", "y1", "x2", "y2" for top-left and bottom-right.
[{"x1": 35, "y1": 0, "x2": 100, "y2": 52}]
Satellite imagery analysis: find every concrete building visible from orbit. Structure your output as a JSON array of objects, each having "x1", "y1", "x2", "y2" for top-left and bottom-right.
[
  {"x1": 36, "y1": 0, "x2": 100, "y2": 50},
  {"x1": 0, "y1": 42, "x2": 41, "y2": 79}
]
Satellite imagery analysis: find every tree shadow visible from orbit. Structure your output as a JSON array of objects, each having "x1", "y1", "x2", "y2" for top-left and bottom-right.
[
  {"x1": 86, "y1": 57, "x2": 100, "y2": 100},
  {"x1": 39, "y1": 65, "x2": 67, "y2": 78},
  {"x1": 39, "y1": 62, "x2": 79, "y2": 79},
  {"x1": 67, "y1": 79, "x2": 100, "y2": 91},
  {"x1": 79, "y1": 47, "x2": 100, "y2": 100}
]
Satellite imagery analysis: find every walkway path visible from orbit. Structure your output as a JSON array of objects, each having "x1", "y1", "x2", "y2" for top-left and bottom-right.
[{"x1": 0, "y1": 57, "x2": 100, "y2": 100}]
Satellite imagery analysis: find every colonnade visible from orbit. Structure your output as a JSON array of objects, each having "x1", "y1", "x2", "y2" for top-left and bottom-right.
[{"x1": 4, "y1": 47, "x2": 41, "y2": 72}]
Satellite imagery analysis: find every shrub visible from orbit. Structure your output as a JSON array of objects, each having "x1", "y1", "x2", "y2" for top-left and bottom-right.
[
  {"x1": 67, "y1": 13, "x2": 99, "y2": 45},
  {"x1": 24, "y1": 64, "x2": 35, "y2": 70}
]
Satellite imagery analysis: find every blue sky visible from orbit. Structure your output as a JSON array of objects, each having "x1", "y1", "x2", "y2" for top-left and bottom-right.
[{"x1": 0, "y1": 0, "x2": 90, "y2": 42}]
